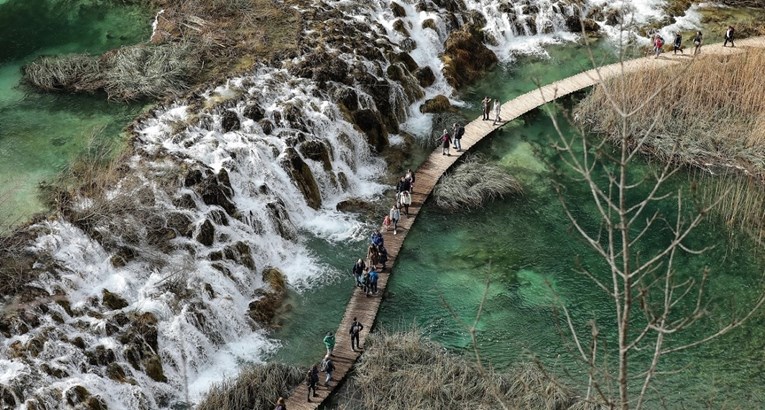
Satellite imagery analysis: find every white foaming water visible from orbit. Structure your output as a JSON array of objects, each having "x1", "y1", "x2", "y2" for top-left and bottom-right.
[{"x1": 1, "y1": 0, "x2": 698, "y2": 407}]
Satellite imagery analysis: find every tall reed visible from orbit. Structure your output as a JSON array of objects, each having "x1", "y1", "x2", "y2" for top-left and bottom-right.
[{"x1": 576, "y1": 50, "x2": 765, "y2": 177}]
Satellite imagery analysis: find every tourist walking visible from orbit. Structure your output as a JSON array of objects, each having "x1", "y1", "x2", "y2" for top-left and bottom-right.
[
  {"x1": 724, "y1": 26, "x2": 735, "y2": 47},
  {"x1": 452, "y1": 122, "x2": 465, "y2": 151},
  {"x1": 379, "y1": 245, "x2": 388, "y2": 270},
  {"x1": 400, "y1": 190, "x2": 411, "y2": 216},
  {"x1": 323, "y1": 331, "x2": 336, "y2": 356},
  {"x1": 653, "y1": 33, "x2": 664, "y2": 58},
  {"x1": 405, "y1": 168, "x2": 415, "y2": 192},
  {"x1": 368, "y1": 266, "x2": 379, "y2": 295},
  {"x1": 352, "y1": 258, "x2": 366, "y2": 288},
  {"x1": 306, "y1": 365, "x2": 319, "y2": 402},
  {"x1": 693, "y1": 31, "x2": 703, "y2": 55},
  {"x1": 492, "y1": 99, "x2": 502, "y2": 125},
  {"x1": 389, "y1": 204, "x2": 400, "y2": 235},
  {"x1": 436, "y1": 129, "x2": 451, "y2": 156},
  {"x1": 382, "y1": 214, "x2": 391, "y2": 231},
  {"x1": 349, "y1": 317, "x2": 364, "y2": 351},
  {"x1": 320, "y1": 355, "x2": 335, "y2": 387},
  {"x1": 367, "y1": 244, "x2": 379, "y2": 267},
  {"x1": 673, "y1": 32, "x2": 683, "y2": 54},
  {"x1": 362, "y1": 268, "x2": 370, "y2": 294},
  {"x1": 481, "y1": 96, "x2": 491, "y2": 120},
  {"x1": 370, "y1": 229, "x2": 384, "y2": 249},
  {"x1": 274, "y1": 397, "x2": 286, "y2": 410}
]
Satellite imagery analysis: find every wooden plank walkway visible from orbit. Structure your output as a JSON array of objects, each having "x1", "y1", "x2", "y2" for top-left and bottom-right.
[{"x1": 283, "y1": 36, "x2": 765, "y2": 409}]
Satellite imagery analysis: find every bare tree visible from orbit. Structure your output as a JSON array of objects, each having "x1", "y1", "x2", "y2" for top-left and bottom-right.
[{"x1": 541, "y1": 14, "x2": 765, "y2": 410}]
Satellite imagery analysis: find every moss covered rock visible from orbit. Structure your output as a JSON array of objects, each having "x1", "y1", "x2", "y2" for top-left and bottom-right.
[
  {"x1": 102, "y1": 289, "x2": 129, "y2": 310},
  {"x1": 442, "y1": 25, "x2": 498, "y2": 88},
  {"x1": 420, "y1": 95, "x2": 454, "y2": 113}
]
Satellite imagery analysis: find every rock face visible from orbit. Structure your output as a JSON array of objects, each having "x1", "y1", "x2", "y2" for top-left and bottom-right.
[
  {"x1": 247, "y1": 268, "x2": 288, "y2": 327},
  {"x1": 281, "y1": 148, "x2": 322, "y2": 210},
  {"x1": 196, "y1": 219, "x2": 215, "y2": 246},
  {"x1": 442, "y1": 25, "x2": 498, "y2": 88},
  {"x1": 420, "y1": 95, "x2": 453, "y2": 113},
  {"x1": 102, "y1": 289, "x2": 128, "y2": 311},
  {"x1": 221, "y1": 110, "x2": 241, "y2": 132},
  {"x1": 415, "y1": 66, "x2": 436, "y2": 88},
  {"x1": 352, "y1": 109, "x2": 389, "y2": 152},
  {"x1": 565, "y1": 16, "x2": 600, "y2": 33},
  {"x1": 299, "y1": 140, "x2": 333, "y2": 171}
]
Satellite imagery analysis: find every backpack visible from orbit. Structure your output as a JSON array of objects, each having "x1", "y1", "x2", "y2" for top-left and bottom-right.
[{"x1": 456, "y1": 126, "x2": 465, "y2": 139}]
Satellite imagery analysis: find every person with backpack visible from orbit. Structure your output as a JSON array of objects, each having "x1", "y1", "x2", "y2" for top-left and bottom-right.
[
  {"x1": 370, "y1": 230, "x2": 384, "y2": 249},
  {"x1": 320, "y1": 355, "x2": 335, "y2": 387},
  {"x1": 306, "y1": 365, "x2": 319, "y2": 402},
  {"x1": 400, "y1": 190, "x2": 411, "y2": 216},
  {"x1": 349, "y1": 317, "x2": 364, "y2": 351},
  {"x1": 368, "y1": 266, "x2": 379, "y2": 295},
  {"x1": 379, "y1": 245, "x2": 388, "y2": 270},
  {"x1": 673, "y1": 32, "x2": 683, "y2": 54},
  {"x1": 361, "y1": 269, "x2": 370, "y2": 295},
  {"x1": 452, "y1": 122, "x2": 465, "y2": 151},
  {"x1": 352, "y1": 258, "x2": 366, "y2": 288},
  {"x1": 724, "y1": 26, "x2": 735, "y2": 47},
  {"x1": 367, "y1": 244, "x2": 379, "y2": 268},
  {"x1": 389, "y1": 204, "x2": 400, "y2": 235},
  {"x1": 693, "y1": 31, "x2": 703, "y2": 55},
  {"x1": 436, "y1": 129, "x2": 451, "y2": 156},
  {"x1": 323, "y1": 331, "x2": 336, "y2": 356},
  {"x1": 405, "y1": 168, "x2": 415, "y2": 192}
]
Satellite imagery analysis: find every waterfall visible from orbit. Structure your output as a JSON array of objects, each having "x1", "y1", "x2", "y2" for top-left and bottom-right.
[{"x1": 0, "y1": 0, "x2": 698, "y2": 408}]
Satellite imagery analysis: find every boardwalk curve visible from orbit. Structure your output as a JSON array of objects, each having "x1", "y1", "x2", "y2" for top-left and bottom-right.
[{"x1": 284, "y1": 37, "x2": 765, "y2": 409}]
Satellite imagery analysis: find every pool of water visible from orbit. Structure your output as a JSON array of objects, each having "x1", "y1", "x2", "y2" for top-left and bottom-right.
[{"x1": 0, "y1": 0, "x2": 151, "y2": 230}]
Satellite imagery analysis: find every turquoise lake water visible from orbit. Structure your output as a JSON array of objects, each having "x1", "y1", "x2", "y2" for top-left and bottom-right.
[
  {"x1": 270, "y1": 42, "x2": 765, "y2": 407},
  {"x1": 0, "y1": 0, "x2": 150, "y2": 230}
]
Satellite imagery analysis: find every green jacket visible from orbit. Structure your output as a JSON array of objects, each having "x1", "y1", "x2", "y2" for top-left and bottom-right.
[{"x1": 323, "y1": 334, "x2": 336, "y2": 349}]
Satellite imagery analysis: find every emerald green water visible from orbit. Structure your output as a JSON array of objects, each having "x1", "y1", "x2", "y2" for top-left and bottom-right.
[
  {"x1": 270, "y1": 41, "x2": 765, "y2": 406},
  {"x1": 0, "y1": 0, "x2": 150, "y2": 230}
]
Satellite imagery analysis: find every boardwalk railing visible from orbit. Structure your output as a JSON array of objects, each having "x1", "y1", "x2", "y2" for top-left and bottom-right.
[{"x1": 283, "y1": 36, "x2": 765, "y2": 409}]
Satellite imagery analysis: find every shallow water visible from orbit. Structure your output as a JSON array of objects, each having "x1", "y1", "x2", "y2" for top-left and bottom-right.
[{"x1": 0, "y1": 0, "x2": 150, "y2": 230}]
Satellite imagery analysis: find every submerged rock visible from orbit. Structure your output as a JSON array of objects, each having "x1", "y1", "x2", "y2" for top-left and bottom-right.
[
  {"x1": 248, "y1": 268, "x2": 288, "y2": 327},
  {"x1": 221, "y1": 110, "x2": 241, "y2": 132}
]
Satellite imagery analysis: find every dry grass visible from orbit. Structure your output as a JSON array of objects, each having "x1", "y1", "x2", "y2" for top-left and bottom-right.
[
  {"x1": 196, "y1": 362, "x2": 305, "y2": 410},
  {"x1": 433, "y1": 155, "x2": 523, "y2": 212},
  {"x1": 695, "y1": 171, "x2": 765, "y2": 244},
  {"x1": 23, "y1": 54, "x2": 102, "y2": 93},
  {"x1": 335, "y1": 329, "x2": 603, "y2": 410},
  {"x1": 575, "y1": 49, "x2": 765, "y2": 177}
]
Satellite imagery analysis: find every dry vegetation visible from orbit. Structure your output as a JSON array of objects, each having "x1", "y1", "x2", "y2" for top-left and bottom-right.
[
  {"x1": 335, "y1": 329, "x2": 603, "y2": 410},
  {"x1": 196, "y1": 362, "x2": 305, "y2": 410},
  {"x1": 433, "y1": 155, "x2": 523, "y2": 212},
  {"x1": 23, "y1": 0, "x2": 301, "y2": 100},
  {"x1": 576, "y1": 49, "x2": 765, "y2": 178}
]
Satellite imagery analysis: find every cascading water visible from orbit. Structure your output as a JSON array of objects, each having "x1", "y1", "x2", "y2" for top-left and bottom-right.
[{"x1": 0, "y1": 0, "x2": 700, "y2": 408}]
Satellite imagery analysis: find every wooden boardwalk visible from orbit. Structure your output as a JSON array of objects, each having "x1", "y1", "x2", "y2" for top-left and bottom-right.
[{"x1": 283, "y1": 36, "x2": 765, "y2": 409}]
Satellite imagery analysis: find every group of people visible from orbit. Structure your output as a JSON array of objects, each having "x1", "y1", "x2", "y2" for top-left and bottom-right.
[
  {"x1": 435, "y1": 122, "x2": 466, "y2": 156},
  {"x1": 296, "y1": 317, "x2": 365, "y2": 403},
  {"x1": 652, "y1": 26, "x2": 734, "y2": 59},
  {"x1": 482, "y1": 96, "x2": 503, "y2": 125}
]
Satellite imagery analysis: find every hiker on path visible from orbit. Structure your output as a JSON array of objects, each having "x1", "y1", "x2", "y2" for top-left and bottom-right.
[
  {"x1": 352, "y1": 258, "x2": 366, "y2": 288},
  {"x1": 653, "y1": 33, "x2": 664, "y2": 58},
  {"x1": 492, "y1": 99, "x2": 502, "y2": 125},
  {"x1": 436, "y1": 129, "x2": 452, "y2": 156},
  {"x1": 362, "y1": 268, "x2": 370, "y2": 294},
  {"x1": 306, "y1": 365, "x2": 319, "y2": 402},
  {"x1": 367, "y1": 244, "x2": 379, "y2": 268},
  {"x1": 379, "y1": 245, "x2": 389, "y2": 270},
  {"x1": 396, "y1": 176, "x2": 411, "y2": 196},
  {"x1": 275, "y1": 397, "x2": 286, "y2": 410},
  {"x1": 724, "y1": 26, "x2": 735, "y2": 47},
  {"x1": 349, "y1": 317, "x2": 364, "y2": 351},
  {"x1": 370, "y1": 229, "x2": 384, "y2": 249},
  {"x1": 693, "y1": 31, "x2": 703, "y2": 55},
  {"x1": 323, "y1": 332, "x2": 336, "y2": 356},
  {"x1": 673, "y1": 32, "x2": 683, "y2": 54},
  {"x1": 321, "y1": 355, "x2": 335, "y2": 387},
  {"x1": 405, "y1": 168, "x2": 415, "y2": 192},
  {"x1": 481, "y1": 96, "x2": 491, "y2": 120},
  {"x1": 368, "y1": 266, "x2": 379, "y2": 295},
  {"x1": 389, "y1": 204, "x2": 400, "y2": 235},
  {"x1": 400, "y1": 190, "x2": 411, "y2": 216},
  {"x1": 382, "y1": 214, "x2": 391, "y2": 232},
  {"x1": 452, "y1": 122, "x2": 465, "y2": 151}
]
